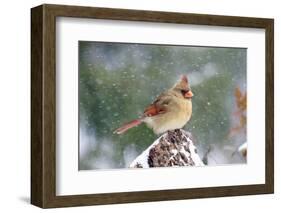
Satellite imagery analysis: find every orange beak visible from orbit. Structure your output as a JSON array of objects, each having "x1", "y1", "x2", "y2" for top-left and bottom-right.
[{"x1": 184, "y1": 90, "x2": 193, "y2": 98}]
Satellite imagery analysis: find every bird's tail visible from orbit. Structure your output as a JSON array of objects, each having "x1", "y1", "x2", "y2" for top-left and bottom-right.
[{"x1": 114, "y1": 119, "x2": 143, "y2": 134}]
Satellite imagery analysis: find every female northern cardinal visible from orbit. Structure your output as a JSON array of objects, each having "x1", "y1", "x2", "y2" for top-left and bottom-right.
[{"x1": 114, "y1": 75, "x2": 193, "y2": 135}]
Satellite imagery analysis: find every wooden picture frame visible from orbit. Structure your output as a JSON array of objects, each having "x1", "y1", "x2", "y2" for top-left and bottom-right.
[{"x1": 31, "y1": 4, "x2": 274, "y2": 208}]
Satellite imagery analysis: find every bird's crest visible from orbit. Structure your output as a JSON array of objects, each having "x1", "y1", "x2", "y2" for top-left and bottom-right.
[{"x1": 181, "y1": 75, "x2": 188, "y2": 84}]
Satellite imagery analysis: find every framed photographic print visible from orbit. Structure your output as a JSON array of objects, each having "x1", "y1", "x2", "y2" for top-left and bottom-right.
[{"x1": 31, "y1": 4, "x2": 274, "y2": 208}]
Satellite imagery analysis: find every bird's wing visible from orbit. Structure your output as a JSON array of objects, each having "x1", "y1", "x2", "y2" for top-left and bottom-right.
[
  {"x1": 143, "y1": 93, "x2": 172, "y2": 117},
  {"x1": 143, "y1": 104, "x2": 165, "y2": 117}
]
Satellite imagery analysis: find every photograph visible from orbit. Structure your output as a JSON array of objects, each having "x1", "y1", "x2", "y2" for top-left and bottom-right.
[{"x1": 78, "y1": 41, "x2": 247, "y2": 170}]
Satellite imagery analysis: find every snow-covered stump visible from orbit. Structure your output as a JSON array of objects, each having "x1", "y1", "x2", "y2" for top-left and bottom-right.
[{"x1": 129, "y1": 129, "x2": 204, "y2": 168}]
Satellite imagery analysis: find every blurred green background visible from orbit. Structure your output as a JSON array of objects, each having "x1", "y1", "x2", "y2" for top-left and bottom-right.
[{"x1": 79, "y1": 41, "x2": 247, "y2": 170}]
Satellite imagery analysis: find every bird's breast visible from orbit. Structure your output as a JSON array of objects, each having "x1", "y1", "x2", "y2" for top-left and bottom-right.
[{"x1": 144, "y1": 99, "x2": 192, "y2": 135}]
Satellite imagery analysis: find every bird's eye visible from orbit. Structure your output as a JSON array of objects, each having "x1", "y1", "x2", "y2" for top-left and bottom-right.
[{"x1": 181, "y1": 89, "x2": 189, "y2": 95}]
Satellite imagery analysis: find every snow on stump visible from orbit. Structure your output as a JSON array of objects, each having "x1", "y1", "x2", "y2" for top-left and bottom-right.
[{"x1": 129, "y1": 129, "x2": 204, "y2": 168}]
